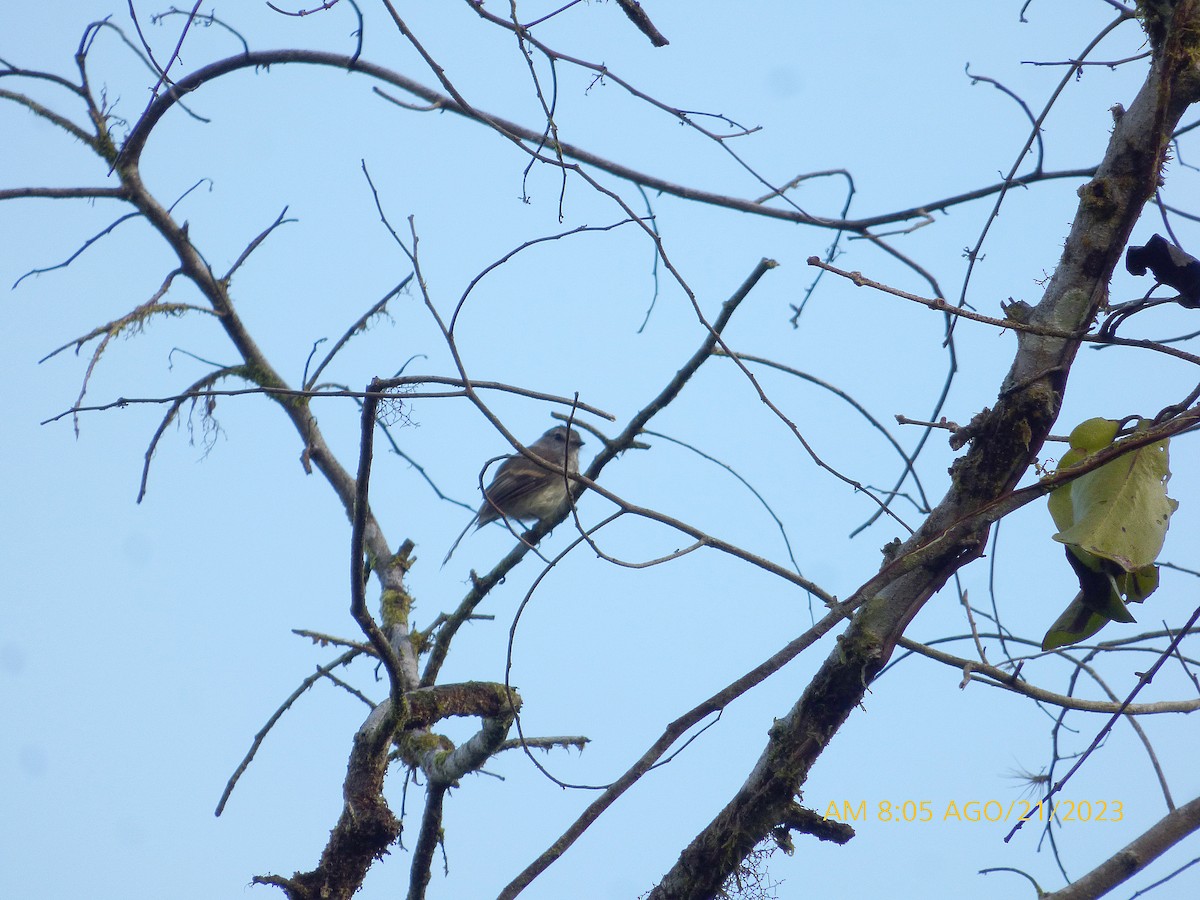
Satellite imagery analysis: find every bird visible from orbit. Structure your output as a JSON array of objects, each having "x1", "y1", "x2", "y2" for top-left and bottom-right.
[{"x1": 442, "y1": 425, "x2": 584, "y2": 566}]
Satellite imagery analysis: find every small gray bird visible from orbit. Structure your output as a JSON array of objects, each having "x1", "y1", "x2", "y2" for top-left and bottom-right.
[{"x1": 442, "y1": 425, "x2": 584, "y2": 566}]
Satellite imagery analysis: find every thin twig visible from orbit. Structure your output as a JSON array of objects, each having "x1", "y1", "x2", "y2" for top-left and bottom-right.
[
  {"x1": 41, "y1": 379, "x2": 616, "y2": 425},
  {"x1": 1005, "y1": 603, "x2": 1200, "y2": 842},
  {"x1": 214, "y1": 649, "x2": 362, "y2": 816}
]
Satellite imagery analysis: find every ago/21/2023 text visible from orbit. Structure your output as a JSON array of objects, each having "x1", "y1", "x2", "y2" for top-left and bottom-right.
[{"x1": 822, "y1": 799, "x2": 1126, "y2": 825}]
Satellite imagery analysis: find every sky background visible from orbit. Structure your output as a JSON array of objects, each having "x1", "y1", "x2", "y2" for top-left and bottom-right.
[{"x1": 3, "y1": 1, "x2": 1199, "y2": 898}]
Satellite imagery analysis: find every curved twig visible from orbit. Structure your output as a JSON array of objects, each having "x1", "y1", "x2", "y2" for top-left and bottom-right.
[{"x1": 215, "y1": 648, "x2": 362, "y2": 816}]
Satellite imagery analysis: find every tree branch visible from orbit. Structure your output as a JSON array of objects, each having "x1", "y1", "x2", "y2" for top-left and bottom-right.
[
  {"x1": 645, "y1": 6, "x2": 1200, "y2": 895},
  {"x1": 1041, "y1": 795, "x2": 1200, "y2": 900}
]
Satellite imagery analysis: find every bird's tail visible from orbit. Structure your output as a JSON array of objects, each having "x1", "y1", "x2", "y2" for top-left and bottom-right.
[{"x1": 441, "y1": 515, "x2": 478, "y2": 568}]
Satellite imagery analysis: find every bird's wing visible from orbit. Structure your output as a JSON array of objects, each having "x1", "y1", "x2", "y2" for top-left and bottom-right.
[{"x1": 478, "y1": 459, "x2": 547, "y2": 524}]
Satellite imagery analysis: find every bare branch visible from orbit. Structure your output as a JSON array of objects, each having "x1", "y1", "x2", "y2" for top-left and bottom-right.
[
  {"x1": 643, "y1": 428, "x2": 805, "y2": 574},
  {"x1": 1040, "y1": 795, "x2": 1200, "y2": 900},
  {"x1": 304, "y1": 277, "x2": 411, "y2": 391},
  {"x1": 406, "y1": 783, "x2": 447, "y2": 900},
  {"x1": 1006, "y1": 603, "x2": 1200, "y2": 841},
  {"x1": 716, "y1": 350, "x2": 933, "y2": 516},
  {"x1": 495, "y1": 735, "x2": 589, "y2": 753},
  {"x1": 106, "y1": 47, "x2": 1092, "y2": 232},
  {"x1": 14, "y1": 212, "x2": 141, "y2": 288},
  {"x1": 812, "y1": 256, "x2": 1200, "y2": 368},
  {"x1": 648, "y1": 5, "x2": 1200, "y2": 889},
  {"x1": 137, "y1": 365, "x2": 245, "y2": 503},
  {"x1": 215, "y1": 649, "x2": 362, "y2": 817},
  {"x1": 0, "y1": 86, "x2": 98, "y2": 149},
  {"x1": 41, "y1": 379, "x2": 616, "y2": 425},
  {"x1": 0, "y1": 186, "x2": 126, "y2": 202},
  {"x1": 292, "y1": 629, "x2": 376, "y2": 655},
  {"x1": 951, "y1": 13, "x2": 1133, "y2": 342},
  {"x1": 350, "y1": 379, "x2": 407, "y2": 697},
  {"x1": 498, "y1": 597, "x2": 855, "y2": 899},
  {"x1": 895, "y1": 636, "x2": 1200, "y2": 715},
  {"x1": 612, "y1": 0, "x2": 669, "y2": 47},
  {"x1": 222, "y1": 206, "x2": 298, "y2": 282}
]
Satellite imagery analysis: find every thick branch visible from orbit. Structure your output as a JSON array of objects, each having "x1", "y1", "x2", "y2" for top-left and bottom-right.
[
  {"x1": 406, "y1": 783, "x2": 447, "y2": 900},
  {"x1": 647, "y1": 7, "x2": 1200, "y2": 897},
  {"x1": 350, "y1": 382, "x2": 408, "y2": 694},
  {"x1": 256, "y1": 703, "x2": 401, "y2": 900},
  {"x1": 1042, "y1": 795, "x2": 1200, "y2": 900}
]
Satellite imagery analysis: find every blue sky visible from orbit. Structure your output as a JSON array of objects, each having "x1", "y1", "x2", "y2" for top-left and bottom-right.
[{"x1": 3, "y1": 2, "x2": 1199, "y2": 898}]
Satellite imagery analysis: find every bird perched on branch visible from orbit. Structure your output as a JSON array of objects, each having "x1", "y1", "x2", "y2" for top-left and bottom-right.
[{"x1": 442, "y1": 425, "x2": 584, "y2": 566}]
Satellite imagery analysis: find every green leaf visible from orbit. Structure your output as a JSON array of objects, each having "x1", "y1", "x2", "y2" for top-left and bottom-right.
[
  {"x1": 1068, "y1": 417, "x2": 1121, "y2": 452},
  {"x1": 1042, "y1": 419, "x2": 1176, "y2": 649},
  {"x1": 1052, "y1": 435, "x2": 1176, "y2": 571},
  {"x1": 1042, "y1": 592, "x2": 1111, "y2": 650},
  {"x1": 1047, "y1": 446, "x2": 1087, "y2": 533},
  {"x1": 1123, "y1": 563, "x2": 1160, "y2": 603}
]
